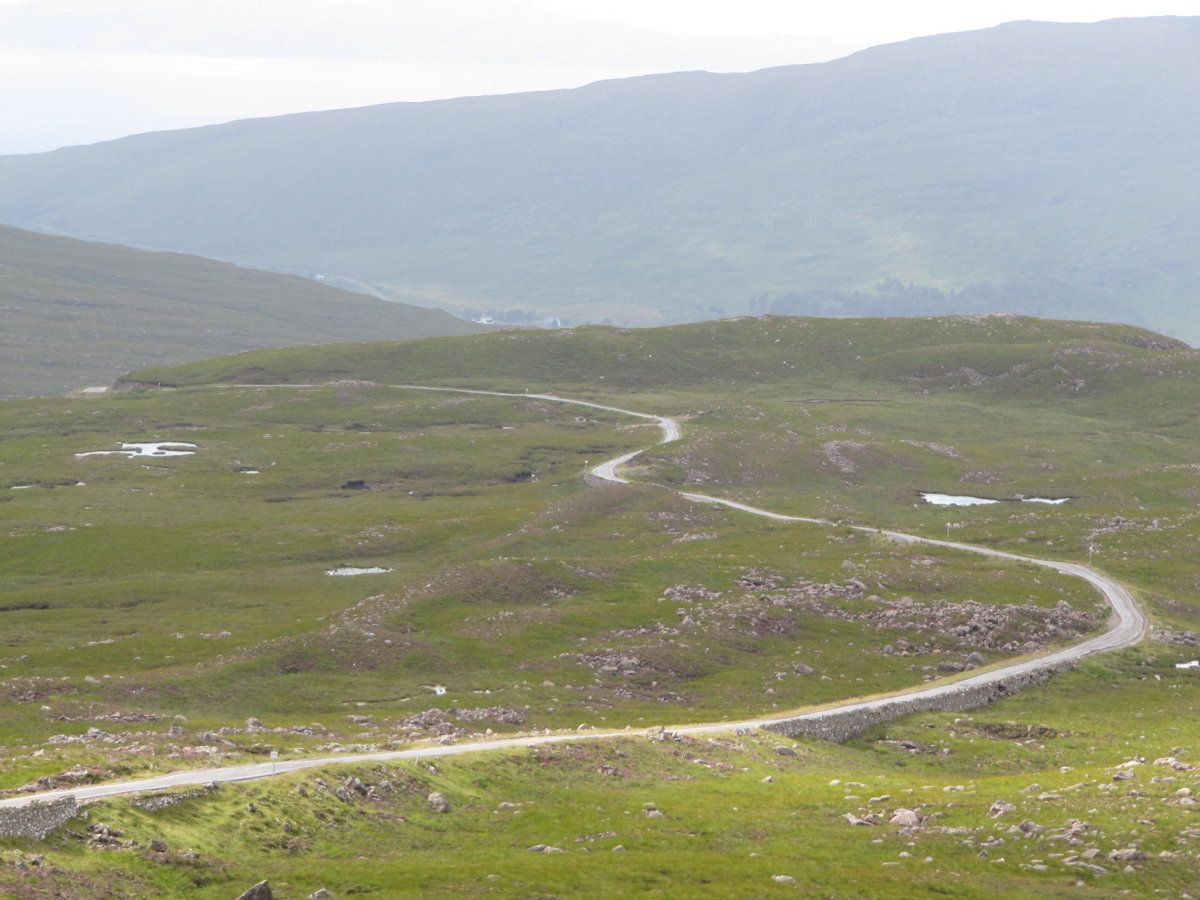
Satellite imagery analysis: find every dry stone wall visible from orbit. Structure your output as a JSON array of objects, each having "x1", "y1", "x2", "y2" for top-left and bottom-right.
[
  {"x1": 765, "y1": 661, "x2": 1074, "y2": 743},
  {"x1": 129, "y1": 783, "x2": 219, "y2": 813},
  {"x1": 0, "y1": 797, "x2": 78, "y2": 840}
]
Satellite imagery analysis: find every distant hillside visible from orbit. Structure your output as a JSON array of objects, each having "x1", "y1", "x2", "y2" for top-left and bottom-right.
[
  {"x1": 0, "y1": 226, "x2": 480, "y2": 399},
  {"x1": 0, "y1": 17, "x2": 1196, "y2": 338}
]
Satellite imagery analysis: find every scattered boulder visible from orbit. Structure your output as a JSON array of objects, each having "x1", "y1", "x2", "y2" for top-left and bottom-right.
[
  {"x1": 236, "y1": 882, "x2": 273, "y2": 900},
  {"x1": 427, "y1": 791, "x2": 451, "y2": 813},
  {"x1": 86, "y1": 822, "x2": 127, "y2": 849},
  {"x1": 1109, "y1": 848, "x2": 1147, "y2": 862},
  {"x1": 988, "y1": 801, "x2": 1017, "y2": 818},
  {"x1": 1152, "y1": 629, "x2": 1200, "y2": 648},
  {"x1": 890, "y1": 809, "x2": 922, "y2": 828},
  {"x1": 1155, "y1": 756, "x2": 1194, "y2": 772}
]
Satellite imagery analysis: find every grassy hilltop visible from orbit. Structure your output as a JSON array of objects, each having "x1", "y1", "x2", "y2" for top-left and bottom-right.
[
  {"x1": 2, "y1": 315, "x2": 1200, "y2": 896},
  {"x1": 129, "y1": 313, "x2": 1191, "y2": 397}
]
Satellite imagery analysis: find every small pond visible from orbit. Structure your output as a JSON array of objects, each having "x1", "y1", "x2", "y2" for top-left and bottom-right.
[
  {"x1": 920, "y1": 492, "x2": 1072, "y2": 507},
  {"x1": 77, "y1": 441, "x2": 198, "y2": 459}
]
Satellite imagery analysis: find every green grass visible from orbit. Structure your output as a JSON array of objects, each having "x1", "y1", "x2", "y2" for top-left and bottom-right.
[
  {"x1": 3, "y1": 314, "x2": 1200, "y2": 895},
  {"x1": 125, "y1": 314, "x2": 1200, "y2": 627},
  {"x1": 0, "y1": 377, "x2": 1096, "y2": 794},
  {"x1": 7, "y1": 652, "x2": 1200, "y2": 898}
]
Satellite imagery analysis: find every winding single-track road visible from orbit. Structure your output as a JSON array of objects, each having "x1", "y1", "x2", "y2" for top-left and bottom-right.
[{"x1": 0, "y1": 385, "x2": 1146, "y2": 810}]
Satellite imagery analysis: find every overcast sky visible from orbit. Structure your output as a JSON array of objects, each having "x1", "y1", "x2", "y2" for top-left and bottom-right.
[
  {"x1": 2, "y1": 0, "x2": 1197, "y2": 155},
  {"x1": 537, "y1": 1, "x2": 1200, "y2": 43}
]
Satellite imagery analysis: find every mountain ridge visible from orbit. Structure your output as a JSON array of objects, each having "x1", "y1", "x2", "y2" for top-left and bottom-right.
[{"x1": 0, "y1": 16, "x2": 1196, "y2": 336}]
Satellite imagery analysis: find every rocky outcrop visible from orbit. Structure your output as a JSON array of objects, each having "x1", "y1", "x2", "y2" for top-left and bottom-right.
[{"x1": 236, "y1": 882, "x2": 273, "y2": 900}]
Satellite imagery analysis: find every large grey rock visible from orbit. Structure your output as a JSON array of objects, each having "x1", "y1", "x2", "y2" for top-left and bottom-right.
[
  {"x1": 236, "y1": 881, "x2": 273, "y2": 900},
  {"x1": 889, "y1": 808, "x2": 921, "y2": 827},
  {"x1": 1109, "y1": 847, "x2": 1147, "y2": 861}
]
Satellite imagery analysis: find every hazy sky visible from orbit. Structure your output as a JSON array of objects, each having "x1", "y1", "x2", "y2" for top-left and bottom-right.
[
  {"x1": 537, "y1": 1, "x2": 1200, "y2": 43},
  {"x1": 1, "y1": 0, "x2": 1197, "y2": 154}
]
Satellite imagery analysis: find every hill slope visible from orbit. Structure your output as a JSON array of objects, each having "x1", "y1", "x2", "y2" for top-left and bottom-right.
[
  {"x1": 0, "y1": 225, "x2": 480, "y2": 398},
  {"x1": 0, "y1": 17, "x2": 1196, "y2": 335}
]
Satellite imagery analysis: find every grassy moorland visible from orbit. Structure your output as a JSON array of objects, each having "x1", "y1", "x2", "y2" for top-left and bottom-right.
[
  {"x1": 0, "y1": 378, "x2": 1095, "y2": 788},
  {"x1": 131, "y1": 315, "x2": 1200, "y2": 630},
  {"x1": 3, "y1": 314, "x2": 1200, "y2": 896}
]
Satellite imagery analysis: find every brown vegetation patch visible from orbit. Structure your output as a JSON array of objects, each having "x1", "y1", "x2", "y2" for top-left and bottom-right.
[{"x1": 414, "y1": 560, "x2": 582, "y2": 607}]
